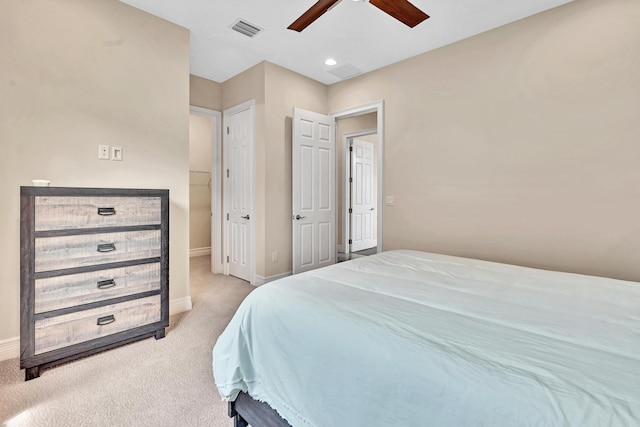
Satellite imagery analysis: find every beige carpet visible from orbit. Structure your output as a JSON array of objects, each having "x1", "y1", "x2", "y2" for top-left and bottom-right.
[{"x1": 0, "y1": 256, "x2": 254, "y2": 426}]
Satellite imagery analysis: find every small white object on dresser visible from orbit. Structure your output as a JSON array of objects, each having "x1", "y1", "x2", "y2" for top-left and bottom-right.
[{"x1": 20, "y1": 186, "x2": 169, "y2": 380}]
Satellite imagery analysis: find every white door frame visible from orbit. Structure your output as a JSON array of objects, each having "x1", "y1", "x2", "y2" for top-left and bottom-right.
[
  {"x1": 223, "y1": 99, "x2": 255, "y2": 283},
  {"x1": 343, "y1": 128, "x2": 377, "y2": 254},
  {"x1": 189, "y1": 105, "x2": 223, "y2": 274},
  {"x1": 331, "y1": 100, "x2": 385, "y2": 254}
]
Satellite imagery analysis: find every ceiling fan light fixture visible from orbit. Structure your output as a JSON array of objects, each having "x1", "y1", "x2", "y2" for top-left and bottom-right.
[{"x1": 324, "y1": 58, "x2": 337, "y2": 66}]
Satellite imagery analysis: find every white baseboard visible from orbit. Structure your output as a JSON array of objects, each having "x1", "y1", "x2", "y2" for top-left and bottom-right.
[
  {"x1": 253, "y1": 271, "x2": 292, "y2": 286},
  {"x1": 0, "y1": 336, "x2": 19, "y2": 362},
  {"x1": 0, "y1": 296, "x2": 193, "y2": 363},
  {"x1": 189, "y1": 247, "x2": 211, "y2": 257},
  {"x1": 169, "y1": 296, "x2": 193, "y2": 315}
]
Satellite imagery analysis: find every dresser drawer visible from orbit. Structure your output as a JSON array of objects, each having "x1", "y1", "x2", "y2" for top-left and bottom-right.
[
  {"x1": 35, "y1": 230, "x2": 161, "y2": 273},
  {"x1": 35, "y1": 263, "x2": 161, "y2": 314},
  {"x1": 35, "y1": 196, "x2": 162, "y2": 231},
  {"x1": 34, "y1": 295, "x2": 161, "y2": 355}
]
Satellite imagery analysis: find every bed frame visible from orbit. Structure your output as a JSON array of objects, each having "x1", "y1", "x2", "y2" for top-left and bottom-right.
[{"x1": 228, "y1": 391, "x2": 292, "y2": 427}]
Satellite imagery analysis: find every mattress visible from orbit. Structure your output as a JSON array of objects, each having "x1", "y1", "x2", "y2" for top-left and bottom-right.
[{"x1": 213, "y1": 250, "x2": 640, "y2": 426}]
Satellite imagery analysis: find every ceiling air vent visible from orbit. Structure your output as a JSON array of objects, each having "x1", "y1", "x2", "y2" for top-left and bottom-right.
[
  {"x1": 327, "y1": 64, "x2": 363, "y2": 80},
  {"x1": 231, "y1": 19, "x2": 263, "y2": 38}
]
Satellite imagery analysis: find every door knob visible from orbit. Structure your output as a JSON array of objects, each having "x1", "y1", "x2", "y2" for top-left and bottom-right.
[
  {"x1": 370, "y1": 207, "x2": 375, "y2": 211},
  {"x1": 295, "y1": 214, "x2": 306, "y2": 220},
  {"x1": 241, "y1": 215, "x2": 250, "y2": 220}
]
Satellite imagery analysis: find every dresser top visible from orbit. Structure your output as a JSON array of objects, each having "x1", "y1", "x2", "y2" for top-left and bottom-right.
[{"x1": 21, "y1": 187, "x2": 169, "y2": 197}]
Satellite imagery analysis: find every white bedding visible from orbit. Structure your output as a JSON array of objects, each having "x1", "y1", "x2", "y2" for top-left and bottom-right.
[{"x1": 213, "y1": 250, "x2": 640, "y2": 426}]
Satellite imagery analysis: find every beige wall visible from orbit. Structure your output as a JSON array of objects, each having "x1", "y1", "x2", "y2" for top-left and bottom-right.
[
  {"x1": 328, "y1": 0, "x2": 640, "y2": 281},
  {"x1": 0, "y1": 0, "x2": 190, "y2": 342},
  {"x1": 190, "y1": 75, "x2": 222, "y2": 111},
  {"x1": 189, "y1": 114, "x2": 214, "y2": 172}
]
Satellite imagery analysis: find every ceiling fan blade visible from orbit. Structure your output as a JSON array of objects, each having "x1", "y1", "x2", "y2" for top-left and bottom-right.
[
  {"x1": 288, "y1": 0, "x2": 342, "y2": 32},
  {"x1": 369, "y1": 0, "x2": 429, "y2": 28}
]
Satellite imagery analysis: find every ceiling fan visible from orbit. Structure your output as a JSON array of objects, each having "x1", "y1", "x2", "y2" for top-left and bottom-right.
[{"x1": 287, "y1": 0, "x2": 429, "y2": 32}]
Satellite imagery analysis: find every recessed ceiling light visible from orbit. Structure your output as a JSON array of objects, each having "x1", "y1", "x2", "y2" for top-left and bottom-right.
[{"x1": 324, "y1": 58, "x2": 337, "y2": 66}]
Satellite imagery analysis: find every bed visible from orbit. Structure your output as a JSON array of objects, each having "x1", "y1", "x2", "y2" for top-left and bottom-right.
[{"x1": 213, "y1": 250, "x2": 640, "y2": 426}]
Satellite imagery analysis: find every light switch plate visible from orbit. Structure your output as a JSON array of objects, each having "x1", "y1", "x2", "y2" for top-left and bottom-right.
[
  {"x1": 111, "y1": 146, "x2": 123, "y2": 161},
  {"x1": 385, "y1": 196, "x2": 395, "y2": 206}
]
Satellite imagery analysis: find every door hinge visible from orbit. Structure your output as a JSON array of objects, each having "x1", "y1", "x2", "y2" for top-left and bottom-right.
[
  {"x1": 349, "y1": 239, "x2": 352, "y2": 244},
  {"x1": 227, "y1": 127, "x2": 229, "y2": 135},
  {"x1": 349, "y1": 208, "x2": 352, "y2": 214},
  {"x1": 227, "y1": 169, "x2": 229, "y2": 178},
  {"x1": 226, "y1": 213, "x2": 229, "y2": 220},
  {"x1": 349, "y1": 146, "x2": 353, "y2": 152},
  {"x1": 349, "y1": 177, "x2": 353, "y2": 183},
  {"x1": 227, "y1": 256, "x2": 229, "y2": 262}
]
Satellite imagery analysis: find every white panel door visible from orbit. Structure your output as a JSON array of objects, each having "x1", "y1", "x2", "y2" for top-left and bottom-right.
[
  {"x1": 292, "y1": 108, "x2": 335, "y2": 274},
  {"x1": 350, "y1": 139, "x2": 376, "y2": 252},
  {"x1": 225, "y1": 107, "x2": 252, "y2": 282}
]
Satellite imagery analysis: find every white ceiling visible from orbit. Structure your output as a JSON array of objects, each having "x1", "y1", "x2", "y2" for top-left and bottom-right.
[{"x1": 120, "y1": 0, "x2": 573, "y2": 85}]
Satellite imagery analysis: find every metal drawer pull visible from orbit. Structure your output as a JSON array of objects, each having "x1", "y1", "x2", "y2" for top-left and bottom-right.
[
  {"x1": 97, "y1": 315, "x2": 115, "y2": 326},
  {"x1": 97, "y1": 243, "x2": 116, "y2": 253},
  {"x1": 97, "y1": 279, "x2": 116, "y2": 289},
  {"x1": 97, "y1": 207, "x2": 116, "y2": 216}
]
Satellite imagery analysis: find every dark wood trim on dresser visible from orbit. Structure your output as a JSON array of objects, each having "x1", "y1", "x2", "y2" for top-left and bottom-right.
[
  {"x1": 34, "y1": 257, "x2": 161, "y2": 279},
  {"x1": 20, "y1": 190, "x2": 36, "y2": 371},
  {"x1": 34, "y1": 224, "x2": 161, "y2": 238},
  {"x1": 20, "y1": 186, "x2": 170, "y2": 381},
  {"x1": 160, "y1": 193, "x2": 170, "y2": 337}
]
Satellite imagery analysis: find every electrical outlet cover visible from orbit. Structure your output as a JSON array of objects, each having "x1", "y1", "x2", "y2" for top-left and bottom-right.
[{"x1": 98, "y1": 145, "x2": 110, "y2": 160}]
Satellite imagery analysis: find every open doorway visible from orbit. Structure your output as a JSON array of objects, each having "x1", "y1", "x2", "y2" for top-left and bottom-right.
[
  {"x1": 189, "y1": 106, "x2": 222, "y2": 274},
  {"x1": 331, "y1": 101, "x2": 384, "y2": 262},
  {"x1": 345, "y1": 131, "x2": 378, "y2": 257},
  {"x1": 290, "y1": 101, "x2": 383, "y2": 273}
]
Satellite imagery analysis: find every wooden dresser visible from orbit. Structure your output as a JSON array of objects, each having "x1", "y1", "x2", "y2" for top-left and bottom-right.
[{"x1": 20, "y1": 187, "x2": 169, "y2": 380}]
